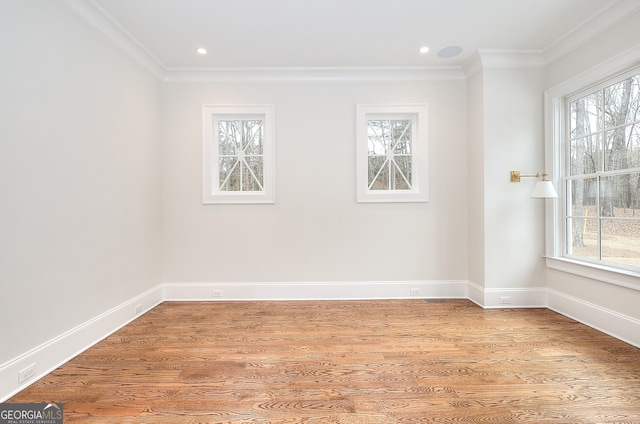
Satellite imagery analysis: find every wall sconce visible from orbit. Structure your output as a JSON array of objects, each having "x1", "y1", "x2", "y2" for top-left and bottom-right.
[{"x1": 510, "y1": 170, "x2": 558, "y2": 198}]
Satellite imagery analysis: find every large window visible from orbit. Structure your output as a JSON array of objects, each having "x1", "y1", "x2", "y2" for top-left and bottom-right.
[
  {"x1": 564, "y1": 69, "x2": 640, "y2": 272},
  {"x1": 356, "y1": 104, "x2": 428, "y2": 202},
  {"x1": 202, "y1": 105, "x2": 274, "y2": 204}
]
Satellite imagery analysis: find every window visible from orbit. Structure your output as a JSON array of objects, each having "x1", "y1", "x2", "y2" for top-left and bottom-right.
[
  {"x1": 202, "y1": 105, "x2": 274, "y2": 204},
  {"x1": 356, "y1": 104, "x2": 428, "y2": 202},
  {"x1": 563, "y1": 69, "x2": 640, "y2": 272}
]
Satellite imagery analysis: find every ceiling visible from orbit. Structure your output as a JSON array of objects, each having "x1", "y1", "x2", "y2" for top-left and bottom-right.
[{"x1": 88, "y1": 0, "x2": 627, "y2": 70}]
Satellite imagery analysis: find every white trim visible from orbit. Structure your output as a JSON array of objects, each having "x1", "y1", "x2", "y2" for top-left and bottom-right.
[
  {"x1": 476, "y1": 50, "x2": 545, "y2": 68},
  {"x1": 544, "y1": 45, "x2": 640, "y2": 288},
  {"x1": 466, "y1": 282, "x2": 485, "y2": 307},
  {"x1": 482, "y1": 287, "x2": 547, "y2": 309},
  {"x1": 0, "y1": 286, "x2": 163, "y2": 402},
  {"x1": 163, "y1": 67, "x2": 465, "y2": 83},
  {"x1": 0, "y1": 280, "x2": 468, "y2": 401},
  {"x1": 546, "y1": 44, "x2": 640, "y2": 97},
  {"x1": 546, "y1": 257, "x2": 640, "y2": 291},
  {"x1": 356, "y1": 104, "x2": 429, "y2": 203},
  {"x1": 163, "y1": 280, "x2": 469, "y2": 301},
  {"x1": 547, "y1": 289, "x2": 640, "y2": 348},
  {"x1": 202, "y1": 105, "x2": 275, "y2": 204},
  {"x1": 462, "y1": 53, "x2": 483, "y2": 79},
  {"x1": 54, "y1": 0, "x2": 640, "y2": 84},
  {"x1": 57, "y1": 0, "x2": 165, "y2": 79},
  {"x1": 543, "y1": 0, "x2": 640, "y2": 67},
  {"x1": 462, "y1": 50, "x2": 545, "y2": 80},
  {"x1": 466, "y1": 283, "x2": 547, "y2": 309},
  {"x1": 543, "y1": 93, "x2": 563, "y2": 257},
  {"x1": 3, "y1": 281, "x2": 640, "y2": 402}
]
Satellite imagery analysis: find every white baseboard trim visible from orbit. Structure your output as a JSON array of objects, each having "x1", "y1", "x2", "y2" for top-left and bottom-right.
[
  {"x1": 163, "y1": 280, "x2": 470, "y2": 301},
  {"x1": 0, "y1": 286, "x2": 164, "y2": 402},
  {"x1": 547, "y1": 289, "x2": 640, "y2": 349},
  {"x1": 467, "y1": 282, "x2": 485, "y2": 307},
  {"x1": 467, "y1": 283, "x2": 547, "y2": 308},
  {"x1": 3, "y1": 281, "x2": 639, "y2": 402}
]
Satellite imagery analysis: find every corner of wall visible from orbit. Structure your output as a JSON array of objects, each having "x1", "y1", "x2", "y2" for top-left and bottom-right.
[{"x1": 0, "y1": 286, "x2": 164, "y2": 402}]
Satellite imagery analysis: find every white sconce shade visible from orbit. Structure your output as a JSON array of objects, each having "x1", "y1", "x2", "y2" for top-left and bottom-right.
[
  {"x1": 530, "y1": 180, "x2": 558, "y2": 198},
  {"x1": 511, "y1": 170, "x2": 557, "y2": 199}
]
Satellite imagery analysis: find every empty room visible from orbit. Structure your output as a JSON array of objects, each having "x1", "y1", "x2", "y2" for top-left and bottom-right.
[{"x1": 1, "y1": 0, "x2": 640, "y2": 422}]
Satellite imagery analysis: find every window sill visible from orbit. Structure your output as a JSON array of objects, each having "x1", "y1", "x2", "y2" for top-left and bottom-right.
[{"x1": 545, "y1": 256, "x2": 640, "y2": 291}]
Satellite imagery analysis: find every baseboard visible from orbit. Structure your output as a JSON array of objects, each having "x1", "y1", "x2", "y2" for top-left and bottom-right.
[
  {"x1": 547, "y1": 289, "x2": 640, "y2": 348},
  {"x1": 163, "y1": 280, "x2": 470, "y2": 301},
  {"x1": 467, "y1": 282, "x2": 485, "y2": 306},
  {"x1": 467, "y1": 283, "x2": 547, "y2": 308},
  {"x1": 0, "y1": 286, "x2": 164, "y2": 402},
  {"x1": 3, "y1": 281, "x2": 638, "y2": 402}
]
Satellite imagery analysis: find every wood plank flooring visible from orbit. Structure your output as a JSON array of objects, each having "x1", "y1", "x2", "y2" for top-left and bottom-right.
[{"x1": 8, "y1": 300, "x2": 640, "y2": 423}]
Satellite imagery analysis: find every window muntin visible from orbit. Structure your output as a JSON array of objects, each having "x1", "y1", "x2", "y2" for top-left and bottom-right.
[
  {"x1": 357, "y1": 104, "x2": 428, "y2": 203},
  {"x1": 203, "y1": 105, "x2": 274, "y2": 204},
  {"x1": 217, "y1": 118, "x2": 264, "y2": 192},
  {"x1": 367, "y1": 117, "x2": 414, "y2": 191},
  {"x1": 565, "y1": 71, "x2": 640, "y2": 271}
]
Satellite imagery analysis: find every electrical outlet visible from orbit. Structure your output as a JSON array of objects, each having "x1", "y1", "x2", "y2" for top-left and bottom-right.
[
  {"x1": 212, "y1": 290, "x2": 223, "y2": 298},
  {"x1": 134, "y1": 304, "x2": 142, "y2": 315},
  {"x1": 499, "y1": 296, "x2": 511, "y2": 304},
  {"x1": 18, "y1": 363, "x2": 37, "y2": 384},
  {"x1": 410, "y1": 288, "x2": 420, "y2": 296}
]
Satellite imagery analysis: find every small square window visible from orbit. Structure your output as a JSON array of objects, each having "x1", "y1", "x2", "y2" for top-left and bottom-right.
[
  {"x1": 202, "y1": 105, "x2": 275, "y2": 204},
  {"x1": 356, "y1": 104, "x2": 428, "y2": 202}
]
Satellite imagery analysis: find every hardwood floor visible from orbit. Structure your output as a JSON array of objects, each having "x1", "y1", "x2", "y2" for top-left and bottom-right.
[{"x1": 8, "y1": 300, "x2": 640, "y2": 423}]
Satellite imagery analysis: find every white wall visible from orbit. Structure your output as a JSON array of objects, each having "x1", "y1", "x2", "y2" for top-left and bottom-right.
[
  {"x1": 544, "y1": 10, "x2": 640, "y2": 322},
  {"x1": 466, "y1": 67, "x2": 486, "y2": 290},
  {"x1": 466, "y1": 59, "x2": 547, "y2": 302},
  {"x1": 2, "y1": 0, "x2": 638, "y2": 402},
  {"x1": 0, "y1": 1, "x2": 162, "y2": 365},
  {"x1": 483, "y1": 66, "x2": 547, "y2": 290},
  {"x1": 161, "y1": 81, "x2": 468, "y2": 285}
]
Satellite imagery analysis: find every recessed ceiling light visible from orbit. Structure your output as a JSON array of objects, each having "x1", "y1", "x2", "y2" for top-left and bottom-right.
[
  {"x1": 196, "y1": 47, "x2": 207, "y2": 55},
  {"x1": 437, "y1": 46, "x2": 463, "y2": 59},
  {"x1": 419, "y1": 46, "x2": 430, "y2": 54}
]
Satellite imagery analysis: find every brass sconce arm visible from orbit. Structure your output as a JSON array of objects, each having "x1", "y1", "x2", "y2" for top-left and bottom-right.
[
  {"x1": 510, "y1": 170, "x2": 550, "y2": 183},
  {"x1": 510, "y1": 170, "x2": 557, "y2": 198}
]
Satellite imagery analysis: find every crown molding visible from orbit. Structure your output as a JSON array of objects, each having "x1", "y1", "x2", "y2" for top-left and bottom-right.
[
  {"x1": 543, "y1": 0, "x2": 640, "y2": 67},
  {"x1": 57, "y1": 0, "x2": 640, "y2": 83},
  {"x1": 57, "y1": 0, "x2": 165, "y2": 79},
  {"x1": 462, "y1": 0, "x2": 640, "y2": 78},
  {"x1": 162, "y1": 66, "x2": 465, "y2": 83},
  {"x1": 477, "y1": 50, "x2": 546, "y2": 68},
  {"x1": 462, "y1": 50, "x2": 545, "y2": 79},
  {"x1": 53, "y1": 0, "x2": 466, "y2": 84},
  {"x1": 462, "y1": 52, "x2": 483, "y2": 79}
]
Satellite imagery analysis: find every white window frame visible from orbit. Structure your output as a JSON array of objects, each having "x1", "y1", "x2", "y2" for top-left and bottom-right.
[
  {"x1": 202, "y1": 105, "x2": 275, "y2": 204},
  {"x1": 356, "y1": 104, "x2": 428, "y2": 203},
  {"x1": 544, "y1": 52, "x2": 640, "y2": 290}
]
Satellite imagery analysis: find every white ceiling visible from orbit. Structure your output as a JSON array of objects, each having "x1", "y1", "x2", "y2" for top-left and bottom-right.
[{"x1": 88, "y1": 0, "x2": 628, "y2": 70}]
